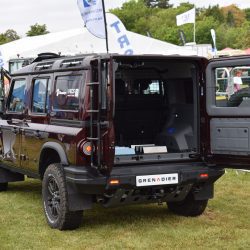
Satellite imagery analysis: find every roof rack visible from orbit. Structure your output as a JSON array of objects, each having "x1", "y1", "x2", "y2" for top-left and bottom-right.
[
  {"x1": 35, "y1": 61, "x2": 54, "y2": 71},
  {"x1": 60, "y1": 58, "x2": 84, "y2": 68},
  {"x1": 32, "y1": 52, "x2": 61, "y2": 63}
]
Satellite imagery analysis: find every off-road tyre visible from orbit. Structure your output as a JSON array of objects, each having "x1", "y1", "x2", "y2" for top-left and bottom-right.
[
  {"x1": 42, "y1": 163, "x2": 83, "y2": 230},
  {"x1": 0, "y1": 183, "x2": 8, "y2": 192},
  {"x1": 167, "y1": 192, "x2": 208, "y2": 217}
]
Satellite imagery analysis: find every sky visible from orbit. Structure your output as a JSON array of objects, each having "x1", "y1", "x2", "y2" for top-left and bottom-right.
[{"x1": 0, "y1": 0, "x2": 250, "y2": 36}]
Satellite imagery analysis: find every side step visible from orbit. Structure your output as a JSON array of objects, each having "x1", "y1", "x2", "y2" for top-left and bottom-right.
[{"x1": 0, "y1": 167, "x2": 25, "y2": 183}]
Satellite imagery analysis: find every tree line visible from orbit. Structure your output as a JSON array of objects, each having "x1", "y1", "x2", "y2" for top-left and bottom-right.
[
  {"x1": 111, "y1": 0, "x2": 250, "y2": 50},
  {"x1": 1, "y1": 1, "x2": 250, "y2": 50},
  {"x1": 0, "y1": 24, "x2": 49, "y2": 45}
]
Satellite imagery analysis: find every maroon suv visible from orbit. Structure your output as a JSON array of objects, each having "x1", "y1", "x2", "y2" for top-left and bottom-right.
[{"x1": 1, "y1": 53, "x2": 248, "y2": 230}]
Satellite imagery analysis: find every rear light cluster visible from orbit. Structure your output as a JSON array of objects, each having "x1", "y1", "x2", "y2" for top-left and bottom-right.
[
  {"x1": 200, "y1": 173, "x2": 209, "y2": 179},
  {"x1": 109, "y1": 179, "x2": 120, "y2": 185},
  {"x1": 78, "y1": 140, "x2": 95, "y2": 156}
]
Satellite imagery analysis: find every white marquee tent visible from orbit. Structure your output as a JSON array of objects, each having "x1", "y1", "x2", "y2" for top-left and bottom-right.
[{"x1": 0, "y1": 27, "x2": 196, "y2": 69}]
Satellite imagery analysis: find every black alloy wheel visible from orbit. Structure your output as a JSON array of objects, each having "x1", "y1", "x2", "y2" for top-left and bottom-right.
[
  {"x1": 42, "y1": 163, "x2": 83, "y2": 230},
  {"x1": 46, "y1": 175, "x2": 61, "y2": 221}
]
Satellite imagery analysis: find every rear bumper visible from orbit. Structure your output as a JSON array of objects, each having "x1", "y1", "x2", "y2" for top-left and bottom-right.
[{"x1": 64, "y1": 162, "x2": 224, "y2": 195}]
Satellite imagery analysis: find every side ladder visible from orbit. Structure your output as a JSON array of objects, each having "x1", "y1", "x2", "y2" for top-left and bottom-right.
[{"x1": 87, "y1": 80, "x2": 102, "y2": 169}]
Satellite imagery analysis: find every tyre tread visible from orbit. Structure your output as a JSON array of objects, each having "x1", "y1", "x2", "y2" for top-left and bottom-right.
[
  {"x1": 42, "y1": 163, "x2": 83, "y2": 230},
  {"x1": 167, "y1": 192, "x2": 208, "y2": 217}
]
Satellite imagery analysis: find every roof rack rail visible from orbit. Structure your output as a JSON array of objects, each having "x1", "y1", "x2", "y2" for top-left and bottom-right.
[
  {"x1": 60, "y1": 58, "x2": 83, "y2": 68},
  {"x1": 32, "y1": 52, "x2": 61, "y2": 63},
  {"x1": 35, "y1": 61, "x2": 54, "y2": 71}
]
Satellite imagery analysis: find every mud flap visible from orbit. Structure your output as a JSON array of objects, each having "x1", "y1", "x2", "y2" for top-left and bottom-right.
[
  {"x1": 193, "y1": 183, "x2": 214, "y2": 200},
  {"x1": 66, "y1": 182, "x2": 93, "y2": 211}
]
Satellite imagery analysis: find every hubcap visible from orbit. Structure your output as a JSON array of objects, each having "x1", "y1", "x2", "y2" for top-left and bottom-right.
[{"x1": 46, "y1": 176, "x2": 60, "y2": 219}]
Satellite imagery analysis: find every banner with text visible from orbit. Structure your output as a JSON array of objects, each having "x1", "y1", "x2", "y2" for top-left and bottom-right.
[
  {"x1": 77, "y1": 0, "x2": 106, "y2": 39},
  {"x1": 106, "y1": 13, "x2": 134, "y2": 55}
]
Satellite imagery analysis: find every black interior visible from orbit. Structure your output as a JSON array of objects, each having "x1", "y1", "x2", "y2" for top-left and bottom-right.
[{"x1": 114, "y1": 60, "x2": 197, "y2": 155}]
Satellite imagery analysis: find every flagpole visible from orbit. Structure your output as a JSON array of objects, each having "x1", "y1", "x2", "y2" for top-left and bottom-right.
[
  {"x1": 101, "y1": 0, "x2": 109, "y2": 53},
  {"x1": 193, "y1": 8, "x2": 196, "y2": 43},
  {"x1": 194, "y1": 22, "x2": 196, "y2": 43}
]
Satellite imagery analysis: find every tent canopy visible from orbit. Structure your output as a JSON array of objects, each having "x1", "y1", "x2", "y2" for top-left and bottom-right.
[{"x1": 0, "y1": 28, "x2": 196, "y2": 68}]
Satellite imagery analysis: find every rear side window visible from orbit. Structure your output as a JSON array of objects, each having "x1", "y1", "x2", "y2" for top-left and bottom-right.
[
  {"x1": 53, "y1": 75, "x2": 81, "y2": 111},
  {"x1": 32, "y1": 78, "x2": 51, "y2": 113},
  {"x1": 8, "y1": 79, "x2": 26, "y2": 112}
]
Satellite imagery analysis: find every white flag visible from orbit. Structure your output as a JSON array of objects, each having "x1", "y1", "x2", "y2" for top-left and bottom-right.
[
  {"x1": 176, "y1": 8, "x2": 195, "y2": 26},
  {"x1": 77, "y1": 0, "x2": 106, "y2": 39}
]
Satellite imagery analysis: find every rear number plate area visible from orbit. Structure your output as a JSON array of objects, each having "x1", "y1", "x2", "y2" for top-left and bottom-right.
[{"x1": 136, "y1": 173, "x2": 178, "y2": 187}]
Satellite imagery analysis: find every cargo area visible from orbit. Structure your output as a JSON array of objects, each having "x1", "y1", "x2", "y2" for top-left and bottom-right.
[{"x1": 114, "y1": 57, "x2": 199, "y2": 164}]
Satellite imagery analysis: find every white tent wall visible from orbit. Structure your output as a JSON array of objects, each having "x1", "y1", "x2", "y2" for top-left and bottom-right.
[{"x1": 0, "y1": 28, "x2": 197, "y2": 70}]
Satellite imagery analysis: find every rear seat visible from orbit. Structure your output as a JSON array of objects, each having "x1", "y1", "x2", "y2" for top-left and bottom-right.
[{"x1": 115, "y1": 81, "x2": 165, "y2": 145}]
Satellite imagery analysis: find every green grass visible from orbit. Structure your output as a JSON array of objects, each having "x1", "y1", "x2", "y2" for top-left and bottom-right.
[{"x1": 0, "y1": 170, "x2": 249, "y2": 250}]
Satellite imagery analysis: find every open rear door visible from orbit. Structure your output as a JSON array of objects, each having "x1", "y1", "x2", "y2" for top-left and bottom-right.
[{"x1": 206, "y1": 56, "x2": 250, "y2": 169}]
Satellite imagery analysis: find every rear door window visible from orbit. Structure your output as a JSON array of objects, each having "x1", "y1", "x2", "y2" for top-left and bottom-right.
[
  {"x1": 53, "y1": 75, "x2": 81, "y2": 111},
  {"x1": 215, "y1": 66, "x2": 250, "y2": 108},
  {"x1": 207, "y1": 59, "x2": 250, "y2": 116}
]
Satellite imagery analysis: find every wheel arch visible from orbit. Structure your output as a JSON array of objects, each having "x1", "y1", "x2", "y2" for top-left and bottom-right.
[{"x1": 39, "y1": 142, "x2": 69, "y2": 179}]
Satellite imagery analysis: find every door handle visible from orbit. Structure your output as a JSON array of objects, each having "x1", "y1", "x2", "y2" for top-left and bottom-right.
[
  {"x1": 7, "y1": 119, "x2": 29, "y2": 127},
  {"x1": 11, "y1": 127, "x2": 18, "y2": 134},
  {"x1": 7, "y1": 119, "x2": 22, "y2": 125},
  {"x1": 34, "y1": 130, "x2": 41, "y2": 138},
  {"x1": 33, "y1": 130, "x2": 48, "y2": 139}
]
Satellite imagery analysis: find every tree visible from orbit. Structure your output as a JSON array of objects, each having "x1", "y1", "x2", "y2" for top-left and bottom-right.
[
  {"x1": 144, "y1": 0, "x2": 173, "y2": 8},
  {"x1": 235, "y1": 21, "x2": 250, "y2": 49},
  {"x1": 244, "y1": 8, "x2": 250, "y2": 21},
  {"x1": 0, "y1": 29, "x2": 20, "y2": 45},
  {"x1": 226, "y1": 11, "x2": 235, "y2": 27},
  {"x1": 179, "y1": 2, "x2": 195, "y2": 9},
  {"x1": 222, "y1": 5, "x2": 246, "y2": 27},
  {"x1": 0, "y1": 34, "x2": 9, "y2": 45},
  {"x1": 196, "y1": 17, "x2": 219, "y2": 45},
  {"x1": 26, "y1": 23, "x2": 49, "y2": 37},
  {"x1": 112, "y1": 0, "x2": 152, "y2": 34},
  {"x1": 203, "y1": 5, "x2": 224, "y2": 23},
  {"x1": 4, "y1": 29, "x2": 20, "y2": 41},
  {"x1": 112, "y1": 0, "x2": 249, "y2": 50}
]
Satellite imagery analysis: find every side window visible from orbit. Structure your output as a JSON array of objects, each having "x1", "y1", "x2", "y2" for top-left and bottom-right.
[
  {"x1": 215, "y1": 66, "x2": 250, "y2": 107},
  {"x1": 8, "y1": 79, "x2": 26, "y2": 112},
  {"x1": 32, "y1": 78, "x2": 50, "y2": 113},
  {"x1": 53, "y1": 75, "x2": 81, "y2": 111},
  {"x1": 143, "y1": 80, "x2": 161, "y2": 95},
  {"x1": 130, "y1": 80, "x2": 162, "y2": 95}
]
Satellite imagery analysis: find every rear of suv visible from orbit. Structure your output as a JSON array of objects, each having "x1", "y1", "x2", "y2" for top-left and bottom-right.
[{"x1": 4, "y1": 52, "x2": 248, "y2": 230}]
